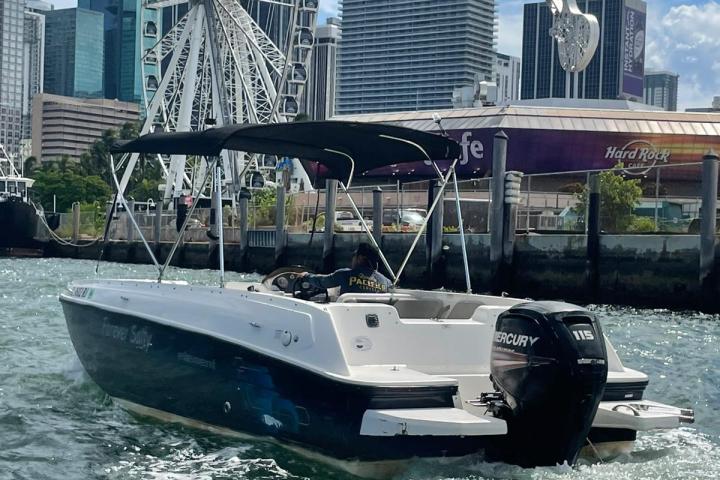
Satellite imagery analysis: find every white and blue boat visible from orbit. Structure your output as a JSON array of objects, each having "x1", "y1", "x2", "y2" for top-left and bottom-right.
[{"x1": 60, "y1": 122, "x2": 693, "y2": 478}]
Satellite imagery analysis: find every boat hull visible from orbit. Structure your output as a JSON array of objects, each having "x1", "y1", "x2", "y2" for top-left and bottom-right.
[
  {"x1": 0, "y1": 198, "x2": 42, "y2": 250},
  {"x1": 61, "y1": 299, "x2": 495, "y2": 463}
]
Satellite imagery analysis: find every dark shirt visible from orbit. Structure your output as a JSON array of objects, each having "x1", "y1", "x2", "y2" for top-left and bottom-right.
[{"x1": 305, "y1": 267, "x2": 392, "y2": 295}]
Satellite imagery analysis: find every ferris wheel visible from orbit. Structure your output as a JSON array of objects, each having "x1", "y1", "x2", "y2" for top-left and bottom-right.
[{"x1": 118, "y1": 0, "x2": 318, "y2": 206}]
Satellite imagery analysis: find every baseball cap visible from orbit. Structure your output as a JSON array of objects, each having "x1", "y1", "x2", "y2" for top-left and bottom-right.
[{"x1": 355, "y1": 242, "x2": 380, "y2": 264}]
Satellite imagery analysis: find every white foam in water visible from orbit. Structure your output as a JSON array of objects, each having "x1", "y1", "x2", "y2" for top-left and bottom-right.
[
  {"x1": 104, "y1": 446, "x2": 301, "y2": 480},
  {"x1": 60, "y1": 356, "x2": 87, "y2": 385}
]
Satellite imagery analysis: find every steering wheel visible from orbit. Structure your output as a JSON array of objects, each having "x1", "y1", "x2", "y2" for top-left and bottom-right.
[
  {"x1": 262, "y1": 267, "x2": 307, "y2": 293},
  {"x1": 290, "y1": 275, "x2": 328, "y2": 302},
  {"x1": 261, "y1": 267, "x2": 328, "y2": 302}
]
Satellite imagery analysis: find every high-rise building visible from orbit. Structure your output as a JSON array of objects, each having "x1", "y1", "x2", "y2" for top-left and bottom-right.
[
  {"x1": 22, "y1": 1, "x2": 52, "y2": 145},
  {"x1": 521, "y1": 0, "x2": 647, "y2": 102},
  {"x1": 0, "y1": 0, "x2": 27, "y2": 163},
  {"x1": 495, "y1": 53, "x2": 521, "y2": 104},
  {"x1": 44, "y1": 8, "x2": 105, "y2": 99},
  {"x1": 337, "y1": 0, "x2": 497, "y2": 115},
  {"x1": 31, "y1": 93, "x2": 139, "y2": 162},
  {"x1": 304, "y1": 17, "x2": 340, "y2": 120},
  {"x1": 79, "y1": 0, "x2": 161, "y2": 103},
  {"x1": 643, "y1": 70, "x2": 678, "y2": 112}
]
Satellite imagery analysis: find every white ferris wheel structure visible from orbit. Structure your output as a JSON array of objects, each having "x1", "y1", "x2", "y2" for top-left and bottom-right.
[{"x1": 118, "y1": 0, "x2": 319, "y2": 208}]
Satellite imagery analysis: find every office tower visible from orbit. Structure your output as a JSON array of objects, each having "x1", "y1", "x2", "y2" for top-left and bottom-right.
[
  {"x1": 79, "y1": 0, "x2": 161, "y2": 103},
  {"x1": 304, "y1": 17, "x2": 340, "y2": 120},
  {"x1": 44, "y1": 8, "x2": 104, "y2": 99},
  {"x1": 495, "y1": 53, "x2": 521, "y2": 103},
  {"x1": 337, "y1": 0, "x2": 497, "y2": 114},
  {"x1": 1, "y1": 0, "x2": 26, "y2": 162},
  {"x1": 521, "y1": 0, "x2": 647, "y2": 101},
  {"x1": 31, "y1": 93, "x2": 139, "y2": 162},
  {"x1": 643, "y1": 71, "x2": 678, "y2": 111},
  {"x1": 22, "y1": 1, "x2": 52, "y2": 144}
]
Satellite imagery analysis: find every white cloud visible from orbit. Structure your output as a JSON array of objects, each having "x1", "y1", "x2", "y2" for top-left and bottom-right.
[
  {"x1": 49, "y1": 0, "x2": 76, "y2": 8},
  {"x1": 497, "y1": 0, "x2": 524, "y2": 57},
  {"x1": 646, "y1": 1, "x2": 720, "y2": 110},
  {"x1": 318, "y1": 0, "x2": 340, "y2": 19}
]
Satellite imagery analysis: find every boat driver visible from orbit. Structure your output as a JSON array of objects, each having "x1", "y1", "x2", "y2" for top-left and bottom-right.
[{"x1": 301, "y1": 242, "x2": 392, "y2": 296}]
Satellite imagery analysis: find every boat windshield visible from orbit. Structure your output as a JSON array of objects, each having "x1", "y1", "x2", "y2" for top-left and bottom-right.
[{"x1": 0, "y1": 181, "x2": 5, "y2": 193}]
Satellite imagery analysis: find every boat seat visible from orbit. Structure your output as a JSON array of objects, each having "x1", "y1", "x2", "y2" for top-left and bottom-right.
[
  {"x1": 337, "y1": 293, "x2": 448, "y2": 319},
  {"x1": 337, "y1": 293, "x2": 413, "y2": 305},
  {"x1": 441, "y1": 301, "x2": 486, "y2": 319}
]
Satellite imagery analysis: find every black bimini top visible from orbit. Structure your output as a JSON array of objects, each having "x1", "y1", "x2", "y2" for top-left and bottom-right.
[{"x1": 112, "y1": 121, "x2": 461, "y2": 182}]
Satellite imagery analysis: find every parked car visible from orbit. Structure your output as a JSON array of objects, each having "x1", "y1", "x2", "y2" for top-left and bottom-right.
[
  {"x1": 311, "y1": 211, "x2": 373, "y2": 233},
  {"x1": 383, "y1": 209, "x2": 426, "y2": 232}
]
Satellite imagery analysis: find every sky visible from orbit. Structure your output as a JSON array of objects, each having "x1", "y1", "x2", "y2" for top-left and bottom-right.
[{"x1": 51, "y1": 0, "x2": 719, "y2": 110}]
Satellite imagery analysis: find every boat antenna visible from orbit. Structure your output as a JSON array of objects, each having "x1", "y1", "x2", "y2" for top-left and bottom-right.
[{"x1": 432, "y1": 113, "x2": 449, "y2": 137}]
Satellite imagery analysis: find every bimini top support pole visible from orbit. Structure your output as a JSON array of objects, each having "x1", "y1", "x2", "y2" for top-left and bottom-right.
[
  {"x1": 393, "y1": 156, "x2": 460, "y2": 287},
  {"x1": 109, "y1": 154, "x2": 162, "y2": 273},
  {"x1": 213, "y1": 162, "x2": 225, "y2": 288},
  {"x1": 158, "y1": 156, "x2": 216, "y2": 283},
  {"x1": 339, "y1": 181, "x2": 397, "y2": 282},
  {"x1": 452, "y1": 168, "x2": 472, "y2": 293}
]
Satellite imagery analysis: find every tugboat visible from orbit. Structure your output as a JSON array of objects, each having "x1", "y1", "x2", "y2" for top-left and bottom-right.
[
  {"x1": 0, "y1": 145, "x2": 44, "y2": 255},
  {"x1": 60, "y1": 122, "x2": 694, "y2": 478}
]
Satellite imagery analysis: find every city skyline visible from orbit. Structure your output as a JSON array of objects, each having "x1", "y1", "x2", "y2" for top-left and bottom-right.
[{"x1": 42, "y1": 0, "x2": 720, "y2": 111}]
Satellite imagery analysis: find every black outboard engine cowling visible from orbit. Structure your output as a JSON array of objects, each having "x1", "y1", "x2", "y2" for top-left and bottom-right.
[{"x1": 486, "y1": 301, "x2": 608, "y2": 467}]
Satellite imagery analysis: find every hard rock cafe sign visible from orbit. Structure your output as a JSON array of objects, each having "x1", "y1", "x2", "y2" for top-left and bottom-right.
[{"x1": 604, "y1": 140, "x2": 671, "y2": 175}]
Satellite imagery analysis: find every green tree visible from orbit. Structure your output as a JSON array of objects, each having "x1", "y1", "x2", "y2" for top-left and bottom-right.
[
  {"x1": 78, "y1": 121, "x2": 146, "y2": 185},
  {"x1": 57, "y1": 155, "x2": 75, "y2": 173},
  {"x1": 575, "y1": 165, "x2": 643, "y2": 233},
  {"x1": 129, "y1": 178, "x2": 162, "y2": 203},
  {"x1": 32, "y1": 170, "x2": 112, "y2": 212},
  {"x1": 23, "y1": 156, "x2": 39, "y2": 175}
]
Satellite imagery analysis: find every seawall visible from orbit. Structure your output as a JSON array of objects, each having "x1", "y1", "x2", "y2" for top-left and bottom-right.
[{"x1": 45, "y1": 232, "x2": 720, "y2": 312}]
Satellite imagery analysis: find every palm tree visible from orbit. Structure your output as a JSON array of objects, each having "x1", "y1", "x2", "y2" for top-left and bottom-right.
[{"x1": 23, "y1": 156, "x2": 38, "y2": 175}]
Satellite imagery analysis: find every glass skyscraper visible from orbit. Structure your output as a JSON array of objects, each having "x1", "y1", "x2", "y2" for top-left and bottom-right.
[
  {"x1": 1, "y1": 0, "x2": 26, "y2": 161},
  {"x1": 79, "y1": 0, "x2": 161, "y2": 104},
  {"x1": 336, "y1": 0, "x2": 497, "y2": 114},
  {"x1": 521, "y1": 0, "x2": 647, "y2": 101},
  {"x1": 23, "y1": 1, "x2": 52, "y2": 143},
  {"x1": 44, "y1": 8, "x2": 105, "y2": 99}
]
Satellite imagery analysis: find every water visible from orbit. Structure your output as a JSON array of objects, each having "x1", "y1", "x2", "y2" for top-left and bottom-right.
[{"x1": 1, "y1": 258, "x2": 719, "y2": 480}]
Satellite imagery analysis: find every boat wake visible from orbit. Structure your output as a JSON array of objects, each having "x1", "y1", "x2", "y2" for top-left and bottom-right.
[
  {"x1": 102, "y1": 444, "x2": 304, "y2": 480},
  {"x1": 396, "y1": 428, "x2": 719, "y2": 480}
]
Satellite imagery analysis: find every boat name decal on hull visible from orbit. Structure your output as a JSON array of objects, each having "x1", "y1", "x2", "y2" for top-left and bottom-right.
[{"x1": 100, "y1": 321, "x2": 153, "y2": 352}]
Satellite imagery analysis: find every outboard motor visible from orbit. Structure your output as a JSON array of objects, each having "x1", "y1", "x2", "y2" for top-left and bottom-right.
[{"x1": 484, "y1": 301, "x2": 608, "y2": 467}]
